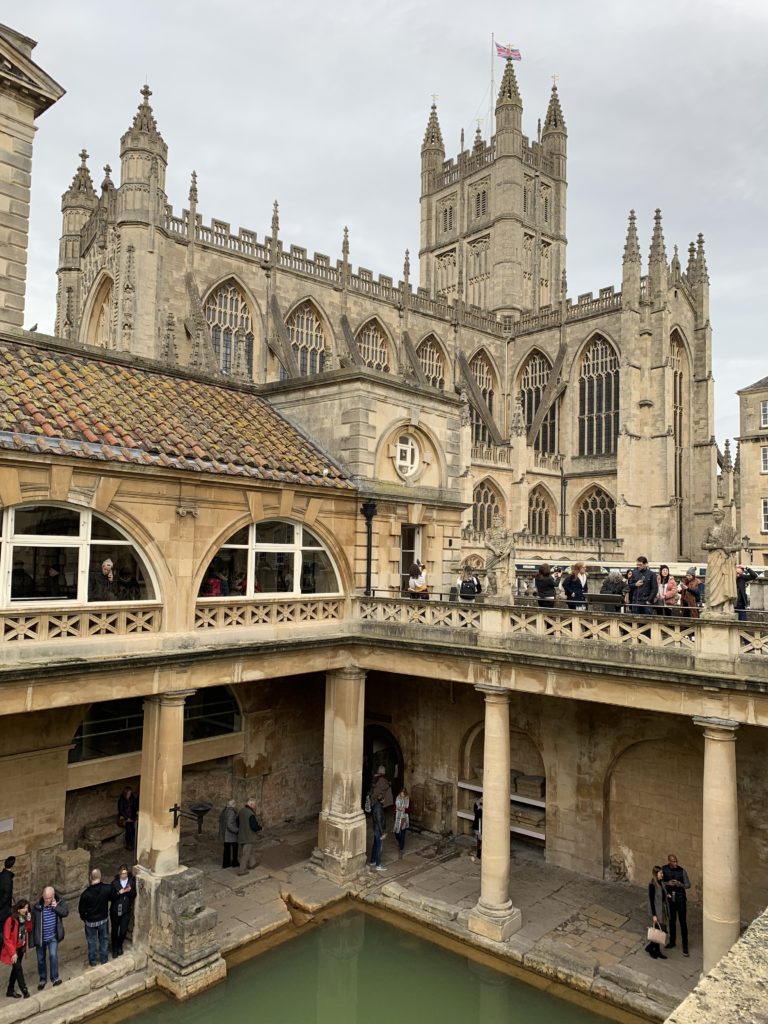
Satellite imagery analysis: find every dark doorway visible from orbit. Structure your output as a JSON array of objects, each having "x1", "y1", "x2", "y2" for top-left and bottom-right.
[{"x1": 362, "y1": 724, "x2": 404, "y2": 805}]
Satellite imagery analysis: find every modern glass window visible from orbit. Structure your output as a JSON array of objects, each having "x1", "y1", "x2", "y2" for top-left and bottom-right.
[
  {"x1": 762, "y1": 401, "x2": 768, "y2": 429},
  {"x1": 576, "y1": 487, "x2": 616, "y2": 540},
  {"x1": 578, "y1": 337, "x2": 620, "y2": 456},
  {"x1": 286, "y1": 301, "x2": 327, "y2": 376},
  {"x1": 204, "y1": 280, "x2": 254, "y2": 377},
  {"x1": 0, "y1": 505, "x2": 155, "y2": 607},
  {"x1": 395, "y1": 434, "x2": 419, "y2": 478},
  {"x1": 198, "y1": 520, "x2": 341, "y2": 598},
  {"x1": 472, "y1": 481, "x2": 501, "y2": 533},
  {"x1": 469, "y1": 351, "x2": 496, "y2": 447},
  {"x1": 519, "y1": 350, "x2": 558, "y2": 453},
  {"x1": 417, "y1": 336, "x2": 446, "y2": 389},
  {"x1": 528, "y1": 486, "x2": 555, "y2": 536},
  {"x1": 762, "y1": 446, "x2": 768, "y2": 474},
  {"x1": 356, "y1": 320, "x2": 390, "y2": 372}
]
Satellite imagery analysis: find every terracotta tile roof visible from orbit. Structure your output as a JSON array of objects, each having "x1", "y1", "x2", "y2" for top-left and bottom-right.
[{"x1": 0, "y1": 338, "x2": 351, "y2": 488}]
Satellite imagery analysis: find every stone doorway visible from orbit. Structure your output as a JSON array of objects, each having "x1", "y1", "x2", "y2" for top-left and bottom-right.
[{"x1": 362, "y1": 724, "x2": 404, "y2": 803}]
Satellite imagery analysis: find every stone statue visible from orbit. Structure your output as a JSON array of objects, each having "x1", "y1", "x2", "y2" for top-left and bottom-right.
[
  {"x1": 484, "y1": 512, "x2": 516, "y2": 598},
  {"x1": 701, "y1": 505, "x2": 739, "y2": 618}
]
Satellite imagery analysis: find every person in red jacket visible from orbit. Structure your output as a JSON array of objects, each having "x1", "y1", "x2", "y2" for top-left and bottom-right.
[{"x1": 2, "y1": 899, "x2": 32, "y2": 999}]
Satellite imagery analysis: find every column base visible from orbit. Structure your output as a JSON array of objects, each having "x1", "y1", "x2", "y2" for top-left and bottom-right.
[
  {"x1": 467, "y1": 900, "x2": 522, "y2": 942},
  {"x1": 317, "y1": 810, "x2": 367, "y2": 882}
]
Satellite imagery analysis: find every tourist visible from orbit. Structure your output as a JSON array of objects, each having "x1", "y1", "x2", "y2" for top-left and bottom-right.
[
  {"x1": 236, "y1": 797, "x2": 262, "y2": 876},
  {"x1": 622, "y1": 569, "x2": 634, "y2": 612},
  {"x1": 368, "y1": 766, "x2": 393, "y2": 871},
  {"x1": 109, "y1": 866, "x2": 135, "y2": 958},
  {"x1": 31, "y1": 886, "x2": 68, "y2": 989},
  {"x1": 629, "y1": 556, "x2": 658, "y2": 614},
  {"x1": 533, "y1": 563, "x2": 557, "y2": 608},
  {"x1": 679, "y1": 570, "x2": 702, "y2": 619},
  {"x1": 457, "y1": 567, "x2": 481, "y2": 602},
  {"x1": 2, "y1": 899, "x2": 32, "y2": 999},
  {"x1": 656, "y1": 565, "x2": 678, "y2": 616},
  {"x1": 0, "y1": 857, "x2": 15, "y2": 929},
  {"x1": 78, "y1": 869, "x2": 113, "y2": 967},
  {"x1": 645, "y1": 866, "x2": 669, "y2": 960},
  {"x1": 661, "y1": 854, "x2": 690, "y2": 956},
  {"x1": 736, "y1": 565, "x2": 758, "y2": 622},
  {"x1": 89, "y1": 558, "x2": 118, "y2": 601},
  {"x1": 393, "y1": 786, "x2": 410, "y2": 859},
  {"x1": 117, "y1": 787, "x2": 139, "y2": 851},
  {"x1": 407, "y1": 563, "x2": 429, "y2": 600},
  {"x1": 218, "y1": 799, "x2": 240, "y2": 869},
  {"x1": 561, "y1": 563, "x2": 588, "y2": 610},
  {"x1": 471, "y1": 796, "x2": 483, "y2": 862}
]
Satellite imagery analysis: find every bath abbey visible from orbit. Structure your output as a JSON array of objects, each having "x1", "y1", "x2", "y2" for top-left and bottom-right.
[{"x1": 0, "y1": 20, "x2": 766, "y2": 1024}]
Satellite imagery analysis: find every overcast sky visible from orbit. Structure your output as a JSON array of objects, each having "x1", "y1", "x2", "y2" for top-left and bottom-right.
[{"x1": 18, "y1": 0, "x2": 768, "y2": 444}]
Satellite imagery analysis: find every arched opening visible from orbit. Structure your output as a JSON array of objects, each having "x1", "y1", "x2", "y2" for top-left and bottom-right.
[
  {"x1": 528, "y1": 485, "x2": 556, "y2": 536},
  {"x1": 578, "y1": 336, "x2": 620, "y2": 456},
  {"x1": 362, "y1": 724, "x2": 404, "y2": 804},
  {"x1": 83, "y1": 275, "x2": 114, "y2": 348},
  {"x1": 575, "y1": 486, "x2": 616, "y2": 540},
  {"x1": 203, "y1": 279, "x2": 254, "y2": 377},
  {"x1": 518, "y1": 350, "x2": 558, "y2": 453},
  {"x1": 355, "y1": 319, "x2": 391, "y2": 372},
  {"x1": 670, "y1": 330, "x2": 689, "y2": 558},
  {"x1": 286, "y1": 300, "x2": 327, "y2": 376},
  {"x1": 472, "y1": 479, "x2": 502, "y2": 533},
  {"x1": 469, "y1": 351, "x2": 497, "y2": 447},
  {"x1": 416, "y1": 335, "x2": 447, "y2": 389}
]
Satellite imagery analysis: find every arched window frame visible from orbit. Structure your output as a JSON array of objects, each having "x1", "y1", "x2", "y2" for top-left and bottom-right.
[
  {"x1": 578, "y1": 336, "x2": 620, "y2": 456},
  {"x1": 472, "y1": 480, "x2": 502, "y2": 533},
  {"x1": 518, "y1": 350, "x2": 558, "y2": 453},
  {"x1": 355, "y1": 319, "x2": 391, "y2": 372},
  {"x1": 528, "y1": 486, "x2": 555, "y2": 536},
  {"x1": 286, "y1": 301, "x2": 327, "y2": 376},
  {"x1": 575, "y1": 486, "x2": 616, "y2": 540},
  {"x1": 198, "y1": 519, "x2": 342, "y2": 600},
  {"x1": 469, "y1": 351, "x2": 496, "y2": 447},
  {"x1": 203, "y1": 280, "x2": 254, "y2": 377},
  {"x1": 0, "y1": 504, "x2": 158, "y2": 609},
  {"x1": 670, "y1": 330, "x2": 689, "y2": 557},
  {"x1": 83, "y1": 275, "x2": 114, "y2": 348},
  {"x1": 417, "y1": 336, "x2": 447, "y2": 390}
]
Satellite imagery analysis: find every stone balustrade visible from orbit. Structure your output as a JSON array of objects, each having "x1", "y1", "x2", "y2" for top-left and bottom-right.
[{"x1": 0, "y1": 602, "x2": 162, "y2": 642}]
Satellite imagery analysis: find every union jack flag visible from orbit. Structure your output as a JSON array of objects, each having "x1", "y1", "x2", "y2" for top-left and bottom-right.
[{"x1": 495, "y1": 42, "x2": 521, "y2": 60}]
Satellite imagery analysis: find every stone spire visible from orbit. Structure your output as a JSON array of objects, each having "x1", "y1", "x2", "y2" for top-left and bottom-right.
[
  {"x1": 473, "y1": 124, "x2": 484, "y2": 153},
  {"x1": 101, "y1": 164, "x2": 113, "y2": 192},
  {"x1": 622, "y1": 209, "x2": 641, "y2": 264},
  {"x1": 271, "y1": 199, "x2": 280, "y2": 238},
  {"x1": 649, "y1": 208, "x2": 667, "y2": 266},
  {"x1": 342, "y1": 225, "x2": 349, "y2": 262},
  {"x1": 696, "y1": 233, "x2": 709, "y2": 283},
  {"x1": 128, "y1": 83, "x2": 164, "y2": 143},
  {"x1": 723, "y1": 438, "x2": 733, "y2": 473},
  {"x1": 496, "y1": 58, "x2": 522, "y2": 108},
  {"x1": 188, "y1": 170, "x2": 198, "y2": 205},
  {"x1": 63, "y1": 148, "x2": 96, "y2": 202},
  {"x1": 670, "y1": 243, "x2": 681, "y2": 281},
  {"x1": 403, "y1": 248, "x2": 411, "y2": 289},
  {"x1": 542, "y1": 83, "x2": 566, "y2": 133},
  {"x1": 422, "y1": 102, "x2": 444, "y2": 150},
  {"x1": 686, "y1": 240, "x2": 697, "y2": 279}
]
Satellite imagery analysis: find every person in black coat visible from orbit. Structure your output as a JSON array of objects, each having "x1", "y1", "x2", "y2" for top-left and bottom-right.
[
  {"x1": 109, "y1": 866, "x2": 136, "y2": 958},
  {"x1": 662, "y1": 853, "x2": 691, "y2": 956},
  {"x1": 735, "y1": 565, "x2": 758, "y2": 622},
  {"x1": 78, "y1": 869, "x2": 113, "y2": 966},
  {"x1": 629, "y1": 556, "x2": 658, "y2": 614},
  {"x1": 0, "y1": 858, "x2": 15, "y2": 929},
  {"x1": 534, "y1": 563, "x2": 557, "y2": 608},
  {"x1": 117, "y1": 787, "x2": 139, "y2": 851},
  {"x1": 646, "y1": 866, "x2": 669, "y2": 959},
  {"x1": 561, "y1": 563, "x2": 588, "y2": 610}
]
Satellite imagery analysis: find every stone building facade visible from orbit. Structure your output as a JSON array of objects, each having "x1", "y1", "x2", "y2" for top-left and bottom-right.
[
  {"x1": 736, "y1": 375, "x2": 768, "y2": 565},
  {"x1": 52, "y1": 61, "x2": 717, "y2": 575}
]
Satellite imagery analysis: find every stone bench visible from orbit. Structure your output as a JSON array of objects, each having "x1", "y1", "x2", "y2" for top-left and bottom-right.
[{"x1": 82, "y1": 818, "x2": 124, "y2": 850}]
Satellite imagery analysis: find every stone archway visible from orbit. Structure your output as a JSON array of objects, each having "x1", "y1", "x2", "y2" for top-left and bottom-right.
[{"x1": 362, "y1": 724, "x2": 404, "y2": 804}]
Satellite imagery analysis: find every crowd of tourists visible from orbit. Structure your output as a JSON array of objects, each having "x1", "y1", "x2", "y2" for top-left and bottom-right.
[{"x1": 530, "y1": 557, "x2": 759, "y2": 620}]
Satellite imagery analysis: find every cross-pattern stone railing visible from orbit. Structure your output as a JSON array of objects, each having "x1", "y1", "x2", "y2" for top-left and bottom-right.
[
  {"x1": 358, "y1": 598, "x2": 481, "y2": 630},
  {"x1": 0, "y1": 604, "x2": 163, "y2": 642},
  {"x1": 194, "y1": 597, "x2": 344, "y2": 630}
]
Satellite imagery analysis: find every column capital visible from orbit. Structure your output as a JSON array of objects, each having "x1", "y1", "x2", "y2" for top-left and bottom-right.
[
  {"x1": 474, "y1": 684, "x2": 509, "y2": 701},
  {"x1": 327, "y1": 667, "x2": 366, "y2": 684},
  {"x1": 693, "y1": 716, "x2": 740, "y2": 739},
  {"x1": 145, "y1": 689, "x2": 197, "y2": 708}
]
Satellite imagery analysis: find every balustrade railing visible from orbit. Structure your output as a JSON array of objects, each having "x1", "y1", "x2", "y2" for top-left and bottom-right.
[
  {"x1": 0, "y1": 604, "x2": 162, "y2": 643},
  {"x1": 194, "y1": 596, "x2": 344, "y2": 630}
]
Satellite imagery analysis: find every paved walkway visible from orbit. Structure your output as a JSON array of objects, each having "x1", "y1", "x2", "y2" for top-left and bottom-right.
[{"x1": 4, "y1": 818, "x2": 703, "y2": 1024}]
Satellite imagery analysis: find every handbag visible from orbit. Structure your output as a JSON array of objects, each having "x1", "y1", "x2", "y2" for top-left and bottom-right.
[{"x1": 647, "y1": 925, "x2": 667, "y2": 945}]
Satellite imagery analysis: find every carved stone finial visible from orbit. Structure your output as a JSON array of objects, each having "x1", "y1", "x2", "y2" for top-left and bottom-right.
[
  {"x1": 189, "y1": 170, "x2": 198, "y2": 205},
  {"x1": 140, "y1": 83, "x2": 152, "y2": 104},
  {"x1": 342, "y1": 225, "x2": 349, "y2": 261},
  {"x1": 79, "y1": 148, "x2": 89, "y2": 166},
  {"x1": 403, "y1": 248, "x2": 411, "y2": 283},
  {"x1": 271, "y1": 199, "x2": 280, "y2": 238}
]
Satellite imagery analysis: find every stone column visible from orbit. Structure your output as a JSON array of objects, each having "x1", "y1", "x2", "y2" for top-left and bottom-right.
[
  {"x1": 317, "y1": 667, "x2": 367, "y2": 881},
  {"x1": 468, "y1": 685, "x2": 522, "y2": 941},
  {"x1": 694, "y1": 716, "x2": 741, "y2": 973},
  {"x1": 136, "y1": 689, "x2": 195, "y2": 876}
]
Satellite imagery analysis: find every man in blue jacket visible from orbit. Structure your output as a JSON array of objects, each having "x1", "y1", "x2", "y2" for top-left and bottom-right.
[{"x1": 31, "y1": 886, "x2": 69, "y2": 989}]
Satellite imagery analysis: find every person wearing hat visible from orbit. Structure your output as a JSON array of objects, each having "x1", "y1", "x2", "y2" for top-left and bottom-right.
[
  {"x1": 368, "y1": 767, "x2": 393, "y2": 871},
  {"x1": 679, "y1": 569, "x2": 702, "y2": 619}
]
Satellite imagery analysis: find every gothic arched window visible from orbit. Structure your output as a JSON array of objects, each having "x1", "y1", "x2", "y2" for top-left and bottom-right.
[
  {"x1": 670, "y1": 331, "x2": 688, "y2": 555},
  {"x1": 578, "y1": 336, "x2": 620, "y2": 456},
  {"x1": 469, "y1": 351, "x2": 496, "y2": 447},
  {"x1": 417, "y1": 336, "x2": 446, "y2": 389},
  {"x1": 204, "y1": 280, "x2": 254, "y2": 377},
  {"x1": 84, "y1": 276, "x2": 114, "y2": 349},
  {"x1": 286, "y1": 302, "x2": 327, "y2": 376},
  {"x1": 576, "y1": 487, "x2": 616, "y2": 540},
  {"x1": 528, "y1": 486, "x2": 555, "y2": 536},
  {"x1": 519, "y1": 351, "x2": 557, "y2": 453},
  {"x1": 356, "y1": 320, "x2": 390, "y2": 372},
  {"x1": 472, "y1": 481, "x2": 501, "y2": 533}
]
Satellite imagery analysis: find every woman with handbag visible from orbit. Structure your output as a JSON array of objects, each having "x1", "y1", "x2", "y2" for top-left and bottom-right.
[{"x1": 646, "y1": 866, "x2": 669, "y2": 959}]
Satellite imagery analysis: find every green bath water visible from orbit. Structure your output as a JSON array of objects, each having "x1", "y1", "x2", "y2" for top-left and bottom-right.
[{"x1": 125, "y1": 909, "x2": 624, "y2": 1024}]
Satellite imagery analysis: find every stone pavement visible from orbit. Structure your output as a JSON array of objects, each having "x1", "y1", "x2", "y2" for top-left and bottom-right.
[{"x1": 2, "y1": 818, "x2": 706, "y2": 1024}]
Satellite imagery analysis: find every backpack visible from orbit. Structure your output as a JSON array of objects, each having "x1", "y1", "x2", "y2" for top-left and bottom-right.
[{"x1": 460, "y1": 577, "x2": 477, "y2": 597}]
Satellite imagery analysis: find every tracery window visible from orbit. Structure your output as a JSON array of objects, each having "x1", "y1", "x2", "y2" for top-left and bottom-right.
[
  {"x1": 0, "y1": 505, "x2": 156, "y2": 606},
  {"x1": 528, "y1": 486, "x2": 555, "y2": 536},
  {"x1": 204, "y1": 281, "x2": 254, "y2": 377},
  {"x1": 469, "y1": 351, "x2": 496, "y2": 447},
  {"x1": 472, "y1": 481, "x2": 501, "y2": 533},
  {"x1": 84, "y1": 276, "x2": 114, "y2": 348},
  {"x1": 670, "y1": 332, "x2": 688, "y2": 556},
  {"x1": 356, "y1": 320, "x2": 390, "y2": 372},
  {"x1": 576, "y1": 487, "x2": 616, "y2": 540},
  {"x1": 441, "y1": 205, "x2": 454, "y2": 232},
  {"x1": 198, "y1": 520, "x2": 341, "y2": 598},
  {"x1": 519, "y1": 351, "x2": 557, "y2": 453},
  {"x1": 286, "y1": 302, "x2": 327, "y2": 376},
  {"x1": 474, "y1": 189, "x2": 488, "y2": 219},
  {"x1": 578, "y1": 337, "x2": 619, "y2": 456},
  {"x1": 417, "y1": 336, "x2": 446, "y2": 389}
]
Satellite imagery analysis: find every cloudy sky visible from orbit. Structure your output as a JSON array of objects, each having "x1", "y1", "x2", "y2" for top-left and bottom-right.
[{"x1": 18, "y1": 0, "x2": 767, "y2": 443}]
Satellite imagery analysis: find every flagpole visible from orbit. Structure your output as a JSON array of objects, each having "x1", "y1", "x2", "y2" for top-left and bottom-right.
[{"x1": 489, "y1": 33, "x2": 495, "y2": 136}]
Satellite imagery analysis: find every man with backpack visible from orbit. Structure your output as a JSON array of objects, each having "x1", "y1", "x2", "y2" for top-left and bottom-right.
[{"x1": 457, "y1": 568, "x2": 482, "y2": 601}]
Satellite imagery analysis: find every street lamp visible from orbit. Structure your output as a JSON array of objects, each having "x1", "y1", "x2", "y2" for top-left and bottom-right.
[
  {"x1": 361, "y1": 500, "x2": 378, "y2": 596},
  {"x1": 742, "y1": 534, "x2": 753, "y2": 562}
]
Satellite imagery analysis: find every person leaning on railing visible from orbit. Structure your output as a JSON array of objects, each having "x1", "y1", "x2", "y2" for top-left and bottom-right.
[
  {"x1": 533, "y1": 563, "x2": 557, "y2": 608},
  {"x1": 561, "y1": 563, "x2": 588, "y2": 610},
  {"x1": 407, "y1": 563, "x2": 429, "y2": 601}
]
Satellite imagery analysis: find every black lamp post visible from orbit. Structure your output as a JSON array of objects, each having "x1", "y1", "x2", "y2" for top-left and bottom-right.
[
  {"x1": 361, "y1": 500, "x2": 377, "y2": 596},
  {"x1": 742, "y1": 534, "x2": 753, "y2": 562}
]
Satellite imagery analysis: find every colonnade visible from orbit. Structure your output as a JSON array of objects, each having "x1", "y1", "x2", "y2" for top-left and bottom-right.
[{"x1": 131, "y1": 677, "x2": 743, "y2": 979}]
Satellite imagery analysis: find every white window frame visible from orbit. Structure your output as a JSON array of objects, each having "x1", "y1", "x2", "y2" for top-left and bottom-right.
[
  {"x1": 395, "y1": 434, "x2": 420, "y2": 478},
  {"x1": 762, "y1": 400, "x2": 768, "y2": 429},
  {"x1": 201, "y1": 520, "x2": 342, "y2": 600},
  {"x1": 762, "y1": 446, "x2": 768, "y2": 474},
  {"x1": 763, "y1": 498, "x2": 768, "y2": 534},
  {"x1": 0, "y1": 503, "x2": 158, "y2": 609}
]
